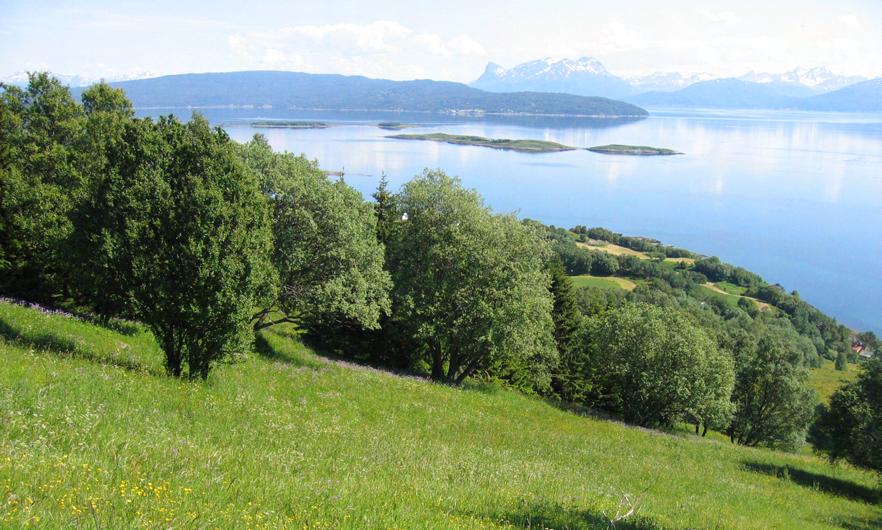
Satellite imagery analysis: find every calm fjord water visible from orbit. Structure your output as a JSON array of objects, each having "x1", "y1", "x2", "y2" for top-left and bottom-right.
[{"x1": 141, "y1": 108, "x2": 882, "y2": 333}]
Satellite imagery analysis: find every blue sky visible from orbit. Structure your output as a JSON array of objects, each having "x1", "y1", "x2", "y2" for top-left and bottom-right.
[{"x1": 3, "y1": 0, "x2": 881, "y2": 82}]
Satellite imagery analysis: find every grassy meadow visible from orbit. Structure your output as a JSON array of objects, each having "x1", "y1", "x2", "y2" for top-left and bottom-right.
[
  {"x1": 1, "y1": 300, "x2": 880, "y2": 529},
  {"x1": 569, "y1": 275, "x2": 637, "y2": 291},
  {"x1": 808, "y1": 359, "x2": 860, "y2": 404},
  {"x1": 696, "y1": 283, "x2": 771, "y2": 312}
]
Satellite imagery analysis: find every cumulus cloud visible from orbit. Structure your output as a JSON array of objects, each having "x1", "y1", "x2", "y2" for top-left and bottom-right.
[{"x1": 226, "y1": 20, "x2": 486, "y2": 79}]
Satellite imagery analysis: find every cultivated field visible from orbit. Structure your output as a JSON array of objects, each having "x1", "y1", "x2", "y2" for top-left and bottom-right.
[{"x1": 570, "y1": 275, "x2": 638, "y2": 291}]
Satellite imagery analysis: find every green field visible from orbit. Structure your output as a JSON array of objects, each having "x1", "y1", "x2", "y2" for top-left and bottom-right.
[
  {"x1": 1, "y1": 301, "x2": 879, "y2": 529},
  {"x1": 697, "y1": 283, "x2": 772, "y2": 312},
  {"x1": 809, "y1": 359, "x2": 860, "y2": 404},
  {"x1": 386, "y1": 133, "x2": 576, "y2": 153},
  {"x1": 713, "y1": 281, "x2": 748, "y2": 296},
  {"x1": 570, "y1": 275, "x2": 637, "y2": 291}
]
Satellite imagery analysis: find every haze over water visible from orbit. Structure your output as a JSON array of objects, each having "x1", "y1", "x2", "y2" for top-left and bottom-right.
[{"x1": 141, "y1": 108, "x2": 882, "y2": 333}]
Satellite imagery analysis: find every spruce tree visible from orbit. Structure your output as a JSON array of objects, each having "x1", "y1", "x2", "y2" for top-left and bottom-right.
[{"x1": 548, "y1": 261, "x2": 586, "y2": 401}]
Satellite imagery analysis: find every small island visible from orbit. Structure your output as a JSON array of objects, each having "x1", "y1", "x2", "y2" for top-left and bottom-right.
[
  {"x1": 387, "y1": 133, "x2": 576, "y2": 153},
  {"x1": 587, "y1": 144, "x2": 682, "y2": 156},
  {"x1": 251, "y1": 120, "x2": 329, "y2": 129},
  {"x1": 377, "y1": 122, "x2": 414, "y2": 130}
]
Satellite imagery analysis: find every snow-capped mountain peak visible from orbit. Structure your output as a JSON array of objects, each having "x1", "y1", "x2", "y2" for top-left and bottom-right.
[
  {"x1": 739, "y1": 67, "x2": 867, "y2": 93},
  {"x1": 486, "y1": 57, "x2": 611, "y2": 81},
  {"x1": 471, "y1": 56, "x2": 633, "y2": 98}
]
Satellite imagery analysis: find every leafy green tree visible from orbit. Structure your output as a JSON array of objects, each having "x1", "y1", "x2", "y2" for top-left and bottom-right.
[
  {"x1": 686, "y1": 346, "x2": 736, "y2": 436},
  {"x1": 809, "y1": 359, "x2": 882, "y2": 473},
  {"x1": 85, "y1": 115, "x2": 274, "y2": 378},
  {"x1": 0, "y1": 73, "x2": 86, "y2": 300},
  {"x1": 727, "y1": 336, "x2": 815, "y2": 449},
  {"x1": 583, "y1": 303, "x2": 733, "y2": 429},
  {"x1": 591, "y1": 252, "x2": 619, "y2": 276},
  {"x1": 548, "y1": 261, "x2": 586, "y2": 401},
  {"x1": 66, "y1": 82, "x2": 136, "y2": 319},
  {"x1": 387, "y1": 170, "x2": 556, "y2": 390},
  {"x1": 235, "y1": 136, "x2": 391, "y2": 331}
]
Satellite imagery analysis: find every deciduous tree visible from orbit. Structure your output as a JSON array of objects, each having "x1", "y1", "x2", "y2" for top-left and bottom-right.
[{"x1": 387, "y1": 170, "x2": 556, "y2": 390}]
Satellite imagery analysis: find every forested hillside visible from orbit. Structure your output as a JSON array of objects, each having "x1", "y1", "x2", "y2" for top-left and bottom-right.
[{"x1": 74, "y1": 70, "x2": 649, "y2": 117}]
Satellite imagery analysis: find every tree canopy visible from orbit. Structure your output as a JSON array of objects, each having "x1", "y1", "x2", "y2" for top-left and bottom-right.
[{"x1": 582, "y1": 303, "x2": 734, "y2": 429}]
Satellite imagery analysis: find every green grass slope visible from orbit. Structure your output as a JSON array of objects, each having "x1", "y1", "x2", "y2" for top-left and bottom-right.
[
  {"x1": 809, "y1": 359, "x2": 860, "y2": 404},
  {"x1": 0, "y1": 301, "x2": 879, "y2": 529}
]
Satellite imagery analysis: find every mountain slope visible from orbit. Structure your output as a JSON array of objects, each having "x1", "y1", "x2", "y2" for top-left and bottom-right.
[
  {"x1": 472, "y1": 57, "x2": 634, "y2": 98},
  {"x1": 83, "y1": 70, "x2": 647, "y2": 117},
  {"x1": 0, "y1": 300, "x2": 878, "y2": 529},
  {"x1": 797, "y1": 78, "x2": 882, "y2": 111},
  {"x1": 626, "y1": 78, "x2": 802, "y2": 108},
  {"x1": 627, "y1": 72, "x2": 714, "y2": 93}
]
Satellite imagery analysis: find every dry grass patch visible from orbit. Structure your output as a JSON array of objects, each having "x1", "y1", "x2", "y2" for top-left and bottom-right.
[{"x1": 577, "y1": 240, "x2": 650, "y2": 259}]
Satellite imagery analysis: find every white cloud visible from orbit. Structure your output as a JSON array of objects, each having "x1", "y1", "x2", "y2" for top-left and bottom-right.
[
  {"x1": 448, "y1": 35, "x2": 486, "y2": 56},
  {"x1": 262, "y1": 49, "x2": 287, "y2": 64},
  {"x1": 226, "y1": 21, "x2": 485, "y2": 79},
  {"x1": 701, "y1": 9, "x2": 740, "y2": 25},
  {"x1": 414, "y1": 33, "x2": 450, "y2": 56},
  {"x1": 839, "y1": 15, "x2": 859, "y2": 28}
]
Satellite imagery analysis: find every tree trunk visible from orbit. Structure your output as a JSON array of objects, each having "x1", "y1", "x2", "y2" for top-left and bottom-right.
[
  {"x1": 431, "y1": 347, "x2": 444, "y2": 381},
  {"x1": 165, "y1": 349, "x2": 183, "y2": 377},
  {"x1": 454, "y1": 355, "x2": 484, "y2": 385},
  {"x1": 446, "y1": 350, "x2": 461, "y2": 382}
]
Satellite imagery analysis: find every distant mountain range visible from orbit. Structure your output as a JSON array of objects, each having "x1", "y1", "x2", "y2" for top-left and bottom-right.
[
  {"x1": 471, "y1": 57, "x2": 879, "y2": 111},
  {"x1": 473, "y1": 58, "x2": 715, "y2": 96},
  {"x1": 738, "y1": 67, "x2": 866, "y2": 93},
  {"x1": 626, "y1": 77, "x2": 882, "y2": 111},
  {"x1": 66, "y1": 70, "x2": 647, "y2": 117}
]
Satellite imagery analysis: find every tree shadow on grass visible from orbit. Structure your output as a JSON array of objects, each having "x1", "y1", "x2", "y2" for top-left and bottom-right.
[
  {"x1": 742, "y1": 461, "x2": 880, "y2": 504},
  {"x1": 461, "y1": 501, "x2": 665, "y2": 530},
  {"x1": 0, "y1": 317, "x2": 160, "y2": 375},
  {"x1": 254, "y1": 330, "x2": 327, "y2": 370},
  {"x1": 838, "y1": 514, "x2": 882, "y2": 530},
  {"x1": 80, "y1": 315, "x2": 143, "y2": 337}
]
